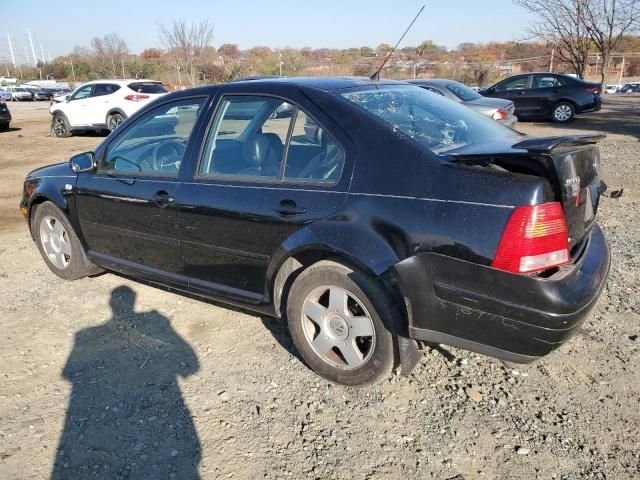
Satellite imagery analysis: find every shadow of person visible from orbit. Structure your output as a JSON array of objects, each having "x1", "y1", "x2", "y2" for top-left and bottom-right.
[{"x1": 52, "y1": 286, "x2": 201, "y2": 480}]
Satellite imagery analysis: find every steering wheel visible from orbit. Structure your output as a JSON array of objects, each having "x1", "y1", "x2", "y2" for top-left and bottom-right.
[{"x1": 142, "y1": 140, "x2": 185, "y2": 173}]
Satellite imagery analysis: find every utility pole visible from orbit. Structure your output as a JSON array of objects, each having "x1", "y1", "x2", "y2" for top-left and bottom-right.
[
  {"x1": 549, "y1": 47, "x2": 555, "y2": 73},
  {"x1": 279, "y1": 52, "x2": 283, "y2": 76},
  {"x1": 40, "y1": 44, "x2": 46, "y2": 64},
  {"x1": 121, "y1": 58, "x2": 125, "y2": 79},
  {"x1": 69, "y1": 57, "x2": 76, "y2": 84},
  {"x1": 27, "y1": 29, "x2": 37, "y2": 67},
  {"x1": 619, "y1": 56, "x2": 625, "y2": 87},
  {"x1": 7, "y1": 34, "x2": 16, "y2": 69}
]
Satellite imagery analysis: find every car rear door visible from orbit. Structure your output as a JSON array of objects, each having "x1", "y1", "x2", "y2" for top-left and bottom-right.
[
  {"x1": 75, "y1": 95, "x2": 208, "y2": 283},
  {"x1": 526, "y1": 74, "x2": 566, "y2": 116},
  {"x1": 177, "y1": 91, "x2": 351, "y2": 300}
]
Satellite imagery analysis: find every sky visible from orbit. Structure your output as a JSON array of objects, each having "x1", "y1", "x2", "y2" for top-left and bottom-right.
[{"x1": 2, "y1": 0, "x2": 534, "y2": 64}]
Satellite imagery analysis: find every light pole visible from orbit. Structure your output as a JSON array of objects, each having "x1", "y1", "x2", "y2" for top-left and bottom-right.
[{"x1": 279, "y1": 52, "x2": 283, "y2": 76}]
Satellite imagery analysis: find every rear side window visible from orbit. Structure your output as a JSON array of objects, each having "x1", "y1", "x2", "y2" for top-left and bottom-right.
[
  {"x1": 127, "y1": 82, "x2": 168, "y2": 94},
  {"x1": 533, "y1": 75, "x2": 564, "y2": 89},
  {"x1": 92, "y1": 84, "x2": 121, "y2": 97}
]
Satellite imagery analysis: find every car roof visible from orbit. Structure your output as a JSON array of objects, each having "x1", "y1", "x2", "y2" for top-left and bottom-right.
[
  {"x1": 221, "y1": 76, "x2": 409, "y2": 92},
  {"x1": 408, "y1": 79, "x2": 458, "y2": 87},
  {"x1": 80, "y1": 79, "x2": 162, "y2": 86}
]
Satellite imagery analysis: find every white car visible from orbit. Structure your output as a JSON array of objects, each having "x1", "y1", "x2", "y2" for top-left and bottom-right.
[
  {"x1": 49, "y1": 79, "x2": 168, "y2": 137},
  {"x1": 604, "y1": 84, "x2": 620, "y2": 94},
  {"x1": 7, "y1": 86, "x2": 33, "y2": 101}
]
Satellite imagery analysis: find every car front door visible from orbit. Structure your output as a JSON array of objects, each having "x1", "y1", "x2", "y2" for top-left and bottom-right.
[
  {"x1": 75, "y1": 96, "x2": 208, "y2": 281},
  {"x1": 178, "y1": 93, "x2": 351, "y2": 300},
  {"x1": 488, "y1": 75, "x2": 532, "y2": 115},
  {"x1": 86, "y1": 83, "x2": 121, "y2": 125},
  {"x1": 63, "y1": 85, "x2": 94, "y2": 126}
]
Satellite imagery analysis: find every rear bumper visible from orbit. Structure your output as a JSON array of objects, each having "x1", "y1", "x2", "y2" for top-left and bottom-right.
[
  {"x1": 392, "y1": 224, "x2": 610, "y2": 363},
  {"x1": 499, "y1": 115, "x2": 518, "y2": 129}
]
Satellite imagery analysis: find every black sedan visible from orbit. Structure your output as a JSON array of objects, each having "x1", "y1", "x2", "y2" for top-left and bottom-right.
[
  {"x1": 0, "y1": 97, "x2": 11, "y2": 130},
  {"x1": 481, "y1": 73, "x2": 601, "y2": 123},
  {"x1": 21, "y1": 77, "x2": 610, "y2": 386}
]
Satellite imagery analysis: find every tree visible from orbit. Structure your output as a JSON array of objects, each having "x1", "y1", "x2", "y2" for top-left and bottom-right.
[
  {"x1": 91, "y1": 33, "x2": 128, "y2": 78},
  {"x1": 583, "y1": 0, "x2": 640, "y2": 84},
  {"x1": 218, "y1": 44, "x2": 240, "y2": 59},
  {"x1": 158, "y1": 19, "x2": 214, "y2": 85},
  {"x1": 514, "y1": 0, "x2": 593, "y2": 78}
]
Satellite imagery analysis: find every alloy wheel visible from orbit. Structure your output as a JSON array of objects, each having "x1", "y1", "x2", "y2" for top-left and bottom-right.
[
  {"x1": 52, "y1": 116, "x2": 67, "y2": 137},
  {"x1": 301, "y1": 285, "x2": 376, "y2": 370},
  {"x1": 554, "y1": 104, "x2": 572, "y2": 122},
  {"x1": 109, "y1": 115, "x2": 123, "y2": 130},
  {"x1": 39, "y1": 215, "x2": 71, "y2": 269}
]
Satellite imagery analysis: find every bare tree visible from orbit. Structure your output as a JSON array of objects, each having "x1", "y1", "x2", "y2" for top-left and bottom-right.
[
  {"x1": 583, "y1": 0, "x2": 640, "y2": 84},
  {"x1": 158, "y1": 19, "x2": 214, "y2": 85},
  {"x1": 91, "y1": 33, "x2": 128, "y2": 78},
  {"x1": 514, "y1": 0, "x2": 593, "y2": 78}
]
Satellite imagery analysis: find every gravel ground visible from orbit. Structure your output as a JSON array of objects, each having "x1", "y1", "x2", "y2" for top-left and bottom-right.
[{"x1": 0, "y1": 99, "x2": 638, "y2": 479}]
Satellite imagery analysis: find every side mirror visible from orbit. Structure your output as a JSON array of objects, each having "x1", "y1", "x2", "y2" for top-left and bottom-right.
[
  {"x1": 70, "y1": 152, "x2": 96, "y2": 173},
  {"x1": 65, "y1": 95, "x2": 71, "y2": 101}
]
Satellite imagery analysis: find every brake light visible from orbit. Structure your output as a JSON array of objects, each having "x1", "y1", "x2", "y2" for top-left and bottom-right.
[
  {"x1": 124, "y1": 94, "x2": 150, "y2": 102},
  {"x1": 586, "y1": 87, "x2": 600, "y2": 94},
  {"x1": 492, "y1": 108, "x2": 508, "y2": 121},
  {"x1": 492, "y1": 202, "x2": 570, "y2": 273}
]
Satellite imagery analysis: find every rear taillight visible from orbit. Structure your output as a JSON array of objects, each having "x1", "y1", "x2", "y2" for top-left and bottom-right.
[
  {"x1": 492, "y1": 108, "x2": 508, "y2": 121},
  {"x1": 586, "y1": 87, "x2": 600, "y2": 94},
  {"x1": 124, "y1": 94, "x2": 150, "y2": 102},
  {"x1": 492, "y1": 202, "x2": 570, "y2": 274}
]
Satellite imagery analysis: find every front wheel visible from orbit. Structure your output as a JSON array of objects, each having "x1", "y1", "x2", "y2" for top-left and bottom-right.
[
  {"x1": 286, "y1": 260, "x2": 398, "y2": 386},
  {"x1": 51, "y1": 114, "x2": 71, "y2": 137},
  {"x1": 32, "y1": 201, "x2": 102, "y2": 280},
  {"x1": 552, "y1": 102, "x2": 575, "y2": 123}
]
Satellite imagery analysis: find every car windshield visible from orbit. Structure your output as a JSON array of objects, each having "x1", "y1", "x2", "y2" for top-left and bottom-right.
[
  {"x1": 340, "y1": 85, "x2": 517, "y2": 154},
  {"x1": 446, "y1": 82, "x2": 482, "y2": 101}
]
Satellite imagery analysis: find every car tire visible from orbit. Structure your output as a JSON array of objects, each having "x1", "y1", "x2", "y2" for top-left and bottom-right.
[
  {"x1": 552, "y1": 102, "x2": 575, "y2": 123},
  {"x1": 51, "y1": 114, "x2": 71, "y2": 138},
  {"x1": 32, "y1": 201, "x2": 102, "y2": 280},
  {"x1": 0, "y1": 122, "x2": 8, "y2": 131},
  {"x1": 286, "y1": 260, "x2": 398, "y2": 386},
  {"x1": 108, "y1": 113, "x2": 125, "y2": 132}
]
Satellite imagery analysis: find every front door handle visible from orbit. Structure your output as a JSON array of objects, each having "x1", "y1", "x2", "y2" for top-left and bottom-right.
[
  {"x1": 152, "y1": 191, "x2": 175, "y2": 208},
  {"x1": 273, "y1": 199, "x2": 306, "y2": 216}
]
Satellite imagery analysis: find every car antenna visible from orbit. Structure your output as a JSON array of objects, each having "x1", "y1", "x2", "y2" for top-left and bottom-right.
[{"x1": 370, "y1": 4, "x2": 426, "y2": 81}]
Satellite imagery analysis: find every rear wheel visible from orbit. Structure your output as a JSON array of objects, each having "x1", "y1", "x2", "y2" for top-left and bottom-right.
[
  {"x1": 51, "y1": 114, "x2": 71, "y2": 137},
  {"x1": 552, "y1": 102, "x2": 575, "y2": 123},
  {"x1": 32, "y1": 201, "x2": 101, "y2": 280},
  {"x1": 108, "y1": 113, "x2": 125, "y2": 132},
  {"x1": 286, "y1": 260, "x2": 398, "y2": 386}
]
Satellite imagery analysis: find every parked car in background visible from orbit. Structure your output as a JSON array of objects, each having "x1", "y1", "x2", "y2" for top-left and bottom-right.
[
  {"x1": 604, "y1": 84, "x2": 620, "y2": 94},
  {"x1": 0, "y1": 97, "x2": 11, "y2": 130},
  {"x1": 619, "y1": 82, "x2": 640, "y2": 93},
  {"x1": 22, "y1": 77, "x2": 610, "y2": 386},
  {"x1": 6, "y1": 86, "x2": 33, "y2": 101},
  {"x1": 0, "y1": 90, "x2": 12, "y2": 101},
  {"x1": 481, "y1": 73, "x2": 601, "y2": 123},
  {"x1": 50, "y1": 88, "x2": 73, "y2": 104},
  {"x1": 408, "y1": 79, "x2": 518, "y2": 128},
  {"x1": 49, "y1": 79, "x2": 169, "y2": 137}
]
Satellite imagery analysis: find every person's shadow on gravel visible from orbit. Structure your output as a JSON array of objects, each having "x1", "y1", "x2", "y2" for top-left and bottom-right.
[{"x1": 52, "y1": 286, "x2": 201, "y2": 480}]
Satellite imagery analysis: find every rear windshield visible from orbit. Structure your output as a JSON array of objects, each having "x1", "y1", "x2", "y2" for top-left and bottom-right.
[
  {"x1": 127, "y1": 82, "x2": 168, "y2": 94},
  {"x1": 446, "y1": 82, "x2": 482, "y2": 101},
  {"x1": 339, "y1": 85, "x2": 517, "y2": 154}
]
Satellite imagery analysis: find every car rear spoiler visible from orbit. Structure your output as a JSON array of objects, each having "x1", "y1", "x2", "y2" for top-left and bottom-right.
[{"x1": 512, "y1": 134, "x2": 606, "y2": 153}]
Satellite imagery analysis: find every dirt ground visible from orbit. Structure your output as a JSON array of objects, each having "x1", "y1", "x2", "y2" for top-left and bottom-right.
[{"x1": 0, "y1": 97, "x2": 639, "y2": 480}]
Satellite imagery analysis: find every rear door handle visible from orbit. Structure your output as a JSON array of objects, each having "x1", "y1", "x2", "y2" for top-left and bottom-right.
[
  {"x1": 152, "y1": 191, "x2": 175, "y2": 208},
  {"x1": 273, "y1": 199, "x2": 306, "y2": 216}
]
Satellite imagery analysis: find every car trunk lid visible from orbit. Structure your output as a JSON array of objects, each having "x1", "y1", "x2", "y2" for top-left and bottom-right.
[{"x1": 447, "y1": 134, "x2": 606, "y2": 251}]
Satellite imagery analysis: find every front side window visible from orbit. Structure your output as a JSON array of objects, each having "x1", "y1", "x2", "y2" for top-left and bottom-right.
[
  {"x1": 496, "y1": 77, "x2": 529, "y2": 92},
  {"x1": 340, "y1": 85, "x2": 518, "y2": 154},
  {"x1": 71, "y1": 85, "x2": 92, "y2": 101},
  {"x1": 101, "y1": 97, "x2": 206, "y2": 176}
]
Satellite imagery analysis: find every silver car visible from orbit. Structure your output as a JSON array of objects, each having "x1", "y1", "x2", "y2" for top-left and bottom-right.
[{"x1": 408, "y1": 79, "x2": 518, "y2": 128}]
